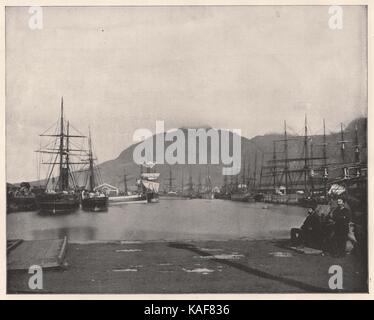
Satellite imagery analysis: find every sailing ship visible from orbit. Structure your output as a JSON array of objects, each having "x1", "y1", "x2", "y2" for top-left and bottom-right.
[
  {"x1": 35, "y1": 98, "x2": 86, "y2": 213},
  {"x1": 140, "y1": 163, "x2": 160, "y2": 203},
  {"x1": 257, "y1": 116, "x2": 328, "y2": 205},
  {"x1": 185, "y1": 165, "x2": 197, "y2": 199},
  {"x1": 324, "y1": 121, "x2": 367, "y2": 219},
  {"x1": 159, "y1": 166, "x2": 186, "y2": 199},
  {"x1": 230, "y1": 154, "x2": 254, "y2": 202},
  {"x1": 214, "y1": 174, "x2": 231, "y2": 200},
  {"x1": 81, "y1": 128, "x2": 108, "y2": 211},
  {"x1": 256, "y1": 116, "x2": 367, "y2": 210}
]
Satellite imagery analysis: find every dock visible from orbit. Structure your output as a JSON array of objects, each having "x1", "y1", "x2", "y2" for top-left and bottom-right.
[
  {"x1": 7, "y1": 237, "x2": 68, "y2": 271},
  {"x1": 7, "y1": 238, "x2": 366, "y2": 293}
]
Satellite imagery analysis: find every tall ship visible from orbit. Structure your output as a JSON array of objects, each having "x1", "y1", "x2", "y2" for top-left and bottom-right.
[
  {"x1": 230, "y1": 154, "x2": 255, "y2": 202},
  {"x1": 214, "y1": 175, "x2": 231, "y2": 200},
  {"x1": 35, "y1": 98, "x2": 86, "y2": 213},
  {"x1": 186, "y1": 165, "x2": 197, "y2": 199},
  {"x1": 159, "y1": 166, "x2": 186, "y2": 200},
  {"x1": 256, "y1": 116, "x2": 367, "y2": 212},
  {"x1": 139, "y1": 162, "x2": 160, "y2": 203},
  {"x1": 81, "y1": 128, "x2": 108, "y2": 211},
  {"x1": 257, "y1": 117, "x2": 330, "y2": 205}
]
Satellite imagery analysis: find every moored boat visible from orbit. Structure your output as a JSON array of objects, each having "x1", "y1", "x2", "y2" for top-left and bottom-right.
[
  {"x1": 35, "y1": 98, "x2": 86, "y2": 213},
  {"x1": 37, "y1": 191, "x2": 80, "y2": 213},
  {"x1": 230, "y1": 192, "x2": 252, "y2": 202},
  {"x1": 109, "y1": 193, "x2": 147, "y2": 204},
  {"x1": 81, "y1": 128, "x2": 108, "y2": 211},
  {"x1": 81, "y1": 193, "x2": 108, "y2": 211}
]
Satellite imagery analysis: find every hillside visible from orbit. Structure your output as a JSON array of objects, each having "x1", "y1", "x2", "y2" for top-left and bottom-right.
[{"x1": 95, "y1": 118, "x2": 367, "y2": 191}]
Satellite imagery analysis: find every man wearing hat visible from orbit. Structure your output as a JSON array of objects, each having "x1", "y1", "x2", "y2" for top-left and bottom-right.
[{"x1": 331, "y1": 198, "x2": 352, "y2": 257}]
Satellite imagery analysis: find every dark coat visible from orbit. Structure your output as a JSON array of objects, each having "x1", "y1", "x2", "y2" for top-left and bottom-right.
[{"x1": 331, "y1": 207, "x2": 351, "y2": 236}]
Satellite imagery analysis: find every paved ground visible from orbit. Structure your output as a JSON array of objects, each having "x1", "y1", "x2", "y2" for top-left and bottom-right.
[{"x1": 7, "y1": 239, "x2": 367, "y2": 294}]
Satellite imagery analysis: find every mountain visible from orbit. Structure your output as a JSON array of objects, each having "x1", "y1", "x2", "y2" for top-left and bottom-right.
[{"x1": 95, "y1": 117, "x2": 367, "y2": 191}]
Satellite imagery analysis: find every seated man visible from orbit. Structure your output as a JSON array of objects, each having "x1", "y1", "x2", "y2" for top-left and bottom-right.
[{"x1": 291, "y1": 207, "x2": 322, "y2": 248}]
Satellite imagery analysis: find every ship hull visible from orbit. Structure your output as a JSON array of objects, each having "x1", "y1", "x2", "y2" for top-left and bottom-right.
[
  {"x1": 7, "y1": 195, "x2": 37, "y2": 212},
  {"x1": 109, "y1": 194, "x2": 147, "y2": 204},
  {"x1": 159, "y1": 195, "x2": 187, "y2": 200},
  {"x1": 253, "y1": 193, "x2": 264, "y2": 202},
  {"x1": 81, "y1": 196, "x2": 108, "y2": 211},
  {"x1": 201, "y1": 193, "x2": 214, "y2": 200},
  {"x1": 230, "y1": 193, "x2": 253, "y2": 202},
  {"x1": 214, "y1": 193, "x2": 231, "y2": 200},
  {"x1": 36, "y1": 193, "x2": 80, "y2": 213}
]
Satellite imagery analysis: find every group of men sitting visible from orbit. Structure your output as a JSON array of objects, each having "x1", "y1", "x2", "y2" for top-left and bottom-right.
[{"x1": 291, "y1": 198, "x2": 357, "y2": 257}]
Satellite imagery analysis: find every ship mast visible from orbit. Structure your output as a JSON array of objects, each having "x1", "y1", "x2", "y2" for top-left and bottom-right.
[
  {"x1": 188, "y1": 165, "x2": 193, "y2": 195},
  {"x1": 223, "y1": 173, "x2": 228, "y2": 194},
  {"x1": 59, "y1": 97, "x2": 64, "y2": 190},
  {"x1": 123, "y1": 169, "x2": 128, "y2": 195},
  {"x1": 284, "y1": 120, "x2": 289, "y2": 194},
  {"x1": 322, "y1": 119, "x2": 328, "y2": 196},
  {"x1": 303, "y1": 115, "x2": 309, "y2": 193},
  {"x1": 206, "y1": 165, "x2": 212, "y2": 192},
  {"x1": 354, "y1": 122, "x2": 360, "y2": 162},
  {"x1": 168, "y1": 166, "x2": 175, "y2": 192},
  {"x1": 272, "y1": 141, "x2": 277, "y2": 191},
  {"x1": 180, "y1": 168, "x2": 184, "y2": 193},
  {"x1": 88, "y1": 127, "x2": 95, "y2": 192},
  {"x1": 37, "y1": 97, "x2": 87, "y2": 191},
  {"x1": 354, "y1": 122, "x2": 361, "y2": 177},
  {"x1": 340, "y1": 123, "x2": 346, "y2": 163},
  {"x1": 338, "y1": 122, "x2": 349, "y2": 179},
  {"x1": 197, "y1": 168, "x2": 202, "y2": 193},
  {"x1": 309, "y1": 139, "x2": 314, "y2": 192},
  {"x1": 242, "y1": 155, "x2": 246, "y2": 188},
  {"x1": 253, "y1": 150, "x2": 258, "y2": 190},
  {"x1": 246, "y1": 156, "x2": 251, "y2": 189}
]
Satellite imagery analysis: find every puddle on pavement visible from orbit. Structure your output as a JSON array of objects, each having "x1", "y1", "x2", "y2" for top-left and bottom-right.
[
  {"x1": 269, "y1": 251, "x2": 293, "y2": 258},
  {"x1": 116, "y1": 249, "x2": 142, "y2": 252},
  {"x1": 182, "y1": 268, "x2": 215, "y2": 275},
  {"x1": 196, "y1": 253, "x2": 244, "y2": 260},
  {"x1": 120, "y1": 241, "x2": 143, "y2": 244},
  {"x1": 112, "y1": 268, "x2": 138, "y2": 272}
]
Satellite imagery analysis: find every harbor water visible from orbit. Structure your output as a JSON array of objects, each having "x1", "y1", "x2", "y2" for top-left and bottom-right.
[{"x1": 7, "y1": 200, "x2": 307, "y2": 242}]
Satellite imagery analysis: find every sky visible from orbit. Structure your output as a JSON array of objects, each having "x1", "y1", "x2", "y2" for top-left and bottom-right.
[{"x1": 6, "y1": 6, "x2": 367, "y2": 182}]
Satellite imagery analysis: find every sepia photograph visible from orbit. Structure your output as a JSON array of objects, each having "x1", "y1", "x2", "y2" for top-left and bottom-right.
[{"x1": 5, "y1": 4, "x2": 368, "y2": 294}]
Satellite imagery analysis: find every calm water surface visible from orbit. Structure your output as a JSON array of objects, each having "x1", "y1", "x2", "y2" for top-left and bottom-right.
[{"x1": 7, "y1": 200, "x2": 307, "y2": 242}]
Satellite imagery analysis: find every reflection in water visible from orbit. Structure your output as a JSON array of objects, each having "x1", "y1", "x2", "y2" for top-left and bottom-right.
[
  {"x1": 7, "y1": 200, "x2": 307, "y2": 242},
  {"x1": 32, "y1": 226, "x2": 97, "y2": 241}
]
